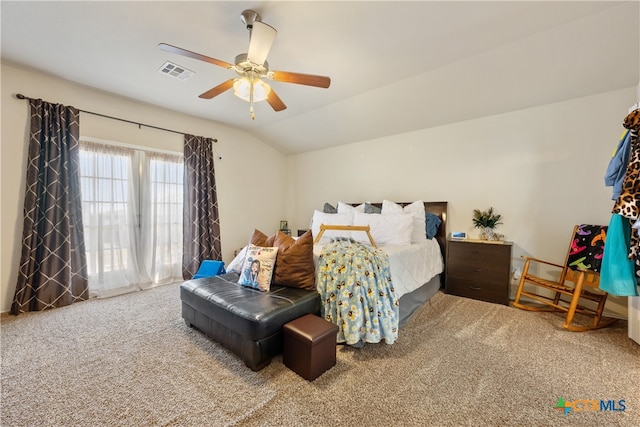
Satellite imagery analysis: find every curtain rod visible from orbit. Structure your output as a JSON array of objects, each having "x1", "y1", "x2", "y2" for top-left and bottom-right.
[{"x1": 15, "y1": 93, "x2": 218, "y2": 142}]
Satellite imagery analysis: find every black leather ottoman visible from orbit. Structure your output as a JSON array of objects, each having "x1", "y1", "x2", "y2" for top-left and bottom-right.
[
  {"x1": 283, "y1": 314, "x2": 339, "y2": 380},
  {"x1": 180, "y1": 273, "x2": 320, "y2": 371}
]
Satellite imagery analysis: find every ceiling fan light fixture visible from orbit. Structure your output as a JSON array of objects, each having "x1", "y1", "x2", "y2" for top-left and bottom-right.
[
  {"x1": 159, "y1": 8, "x2": 329, "y2": 119},
  {"x1": 233, "y1": 77, "x2": 270, "y2": 102}
]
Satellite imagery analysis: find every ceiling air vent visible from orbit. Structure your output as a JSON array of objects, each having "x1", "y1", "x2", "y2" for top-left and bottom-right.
[{"x1": 158, "y1": 61, "x2": 194, "y2": 81}]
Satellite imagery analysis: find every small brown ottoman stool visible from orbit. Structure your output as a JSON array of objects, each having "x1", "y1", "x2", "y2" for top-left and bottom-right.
[{"x1": 283, "y1": 314, "x2": 339, "y2": 380}]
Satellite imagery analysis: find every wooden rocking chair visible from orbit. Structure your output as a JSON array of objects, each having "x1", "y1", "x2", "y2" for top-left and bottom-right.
[{"x1": 513, "y1": 224, "x2": 617, "y2": 332}]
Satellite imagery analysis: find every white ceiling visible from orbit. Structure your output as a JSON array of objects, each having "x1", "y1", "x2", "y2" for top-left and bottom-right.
[{"x1": 2, "y1": 1, "x2": 638, "y2": 154}]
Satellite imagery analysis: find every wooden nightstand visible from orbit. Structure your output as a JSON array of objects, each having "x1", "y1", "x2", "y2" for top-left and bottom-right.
[{"x1": 446, "y1": 239, "x2": 512, "y2": 305}]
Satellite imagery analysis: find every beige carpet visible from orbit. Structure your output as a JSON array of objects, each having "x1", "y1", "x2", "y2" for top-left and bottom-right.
[{"x1": 1, "y1": 282, "x2": 638, "y2": 426}]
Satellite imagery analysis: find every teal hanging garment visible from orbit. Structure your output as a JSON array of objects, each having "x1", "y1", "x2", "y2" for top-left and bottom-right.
[{"x1": 599, "y1": 213, "x2": 639, "y2": 296}]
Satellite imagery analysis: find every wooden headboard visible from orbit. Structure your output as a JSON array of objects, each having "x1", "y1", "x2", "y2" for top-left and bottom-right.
[{"x1": 348, "y1": 201, "x2": 448, "y2": 260}]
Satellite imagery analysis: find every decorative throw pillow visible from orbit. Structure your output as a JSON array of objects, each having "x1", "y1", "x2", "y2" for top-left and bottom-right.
[
  {"x1": 381, "y1": 200, "x2": 427, "y2": 243},
  {"x1": 364, "y1": 202, "x2": 382, "y2": 214},
  {"x1": 237, "y1": 245, "x2": 278, "y2": 292},
  {"x1": 272, "y1": 230, "x2": 316, "y2": 290},
  {"x1": 425, "y1": 212, "x2": 442, "y2": 240},
  {"x1": 323, "y1": 202, "x2": 337, "y2": 213},
  {"x1": 250, "y1": 228, "x2": 276, "y2": 247},
  {"x1": 223, "y1": 229, "x2": 274, "y2": 276},
  {"x1": 250, "y1": 229, "x2": 316, "y2": 290}
]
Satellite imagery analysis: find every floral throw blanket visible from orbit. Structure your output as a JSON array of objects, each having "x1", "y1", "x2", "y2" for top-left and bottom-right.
[{"x1": 316, "y1": 239, "x2": 399, "y2": 345}]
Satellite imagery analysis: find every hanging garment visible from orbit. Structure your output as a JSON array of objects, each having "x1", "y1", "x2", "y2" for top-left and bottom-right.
[
  {"x1": 612, "y1": 109, "x2": 640, "y2": 261},
  {"x1": 599, "y1": 214, "x2": 639, "y2": 296},
  {"x1": 604, "y1": 130, "x2": 632, "y2": 200}
]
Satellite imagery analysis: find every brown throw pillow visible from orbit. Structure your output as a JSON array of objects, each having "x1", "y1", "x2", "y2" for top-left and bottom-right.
[
  {"x1": 250, "y1": 228, "x2": 275, "y2": 247},
  {"x1": 250, "y1": 229, "x2": 315, "y2": 290}
]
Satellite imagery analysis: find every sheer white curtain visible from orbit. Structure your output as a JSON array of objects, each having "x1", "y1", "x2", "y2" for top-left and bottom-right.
[
  {"x1": 142, "y1": 151, "x2": 184, "y2": 285},
  {"x1": 79, "y1": 141, "x2": 183, "y2": 297}
]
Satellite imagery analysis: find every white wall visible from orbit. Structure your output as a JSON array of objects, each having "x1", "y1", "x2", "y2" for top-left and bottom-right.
[
  {"x1": 1, "y1": 62, "x2": 288, "y2": 312},
  {"x1": 289, "y1": 87, "x2": 637, "y2": 317},
  {"x1": 2, "y1": 61, "x2": 636, "y2": 317}
]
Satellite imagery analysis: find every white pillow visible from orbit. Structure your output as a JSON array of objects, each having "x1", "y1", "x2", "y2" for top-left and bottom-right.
[
  {"x1": 353, "y1": 212, "x2": 413, "y2": 246},
  {"x1": 310, "y1": 210, "x2": 354, "y2": 244},
  {"x1": 337, "y1": 202, "x2": 365, "y2": 213},
  {"x1": 227, "y1": 245, "x2": 248, "y2": 273},
  {"x1": 381, "y1": 200, "x2": 402, "y2": 214},
  {"x1": 381, "y1": 200, "x2": 427, "y2": 243}
]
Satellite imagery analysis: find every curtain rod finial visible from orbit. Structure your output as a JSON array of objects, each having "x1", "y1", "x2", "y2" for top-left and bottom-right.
[{"x1": 16, "y1": 93, "x2": 26, "y2": 99}]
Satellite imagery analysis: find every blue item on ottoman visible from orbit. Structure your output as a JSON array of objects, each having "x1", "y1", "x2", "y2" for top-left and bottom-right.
[{"x1": 193, "y1": 260, "x2": 226, "y2": 279}]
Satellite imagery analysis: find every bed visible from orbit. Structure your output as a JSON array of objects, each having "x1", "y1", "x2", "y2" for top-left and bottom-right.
[
  {"x1": 310, "y1": 201, "x2": 448, "y2": 344},
  {"x1": 222, "y1": 200, "x2": 447, "y2": 348}
]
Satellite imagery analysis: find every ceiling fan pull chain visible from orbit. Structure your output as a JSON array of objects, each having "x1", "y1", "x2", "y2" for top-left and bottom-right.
[{"x1": 250, "y1": 73, "x2": 256, "y2": 120}]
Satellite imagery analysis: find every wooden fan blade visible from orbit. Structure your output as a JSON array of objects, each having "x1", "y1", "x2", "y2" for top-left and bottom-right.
[
  {"x1": 199, "y1": 79, "x2": 235, "y2": 99},
  {"x1": 159, "y1": 43, "x2": 233, "y2": 69},
  {"x1": 267, "y1": 88, "x2": 287, "y2": 112},
  {"x1": 247, "y1": 21, "x2": 277, "y2": 66},
  {"x1": 269, "y1": 71, "x2": 331, "y2": 88}
]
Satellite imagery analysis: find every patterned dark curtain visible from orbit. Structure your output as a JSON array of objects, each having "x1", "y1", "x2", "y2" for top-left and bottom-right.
[
  {"x1": 11, "y1": 99, "x2": 88, "y2": 314},
  {"x1": 182, "y1": 134, "x2": 222, "y2": 279}
]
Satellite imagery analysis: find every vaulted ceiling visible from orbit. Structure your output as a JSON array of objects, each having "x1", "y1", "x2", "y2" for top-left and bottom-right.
[{"x1": 2, "y1": 1, "x2": 638, "y2": 154}]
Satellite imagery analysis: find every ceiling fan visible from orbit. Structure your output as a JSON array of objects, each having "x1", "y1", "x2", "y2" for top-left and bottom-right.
[{"x1": 159, "y1": 9, "x2": 331, "y2": 120}]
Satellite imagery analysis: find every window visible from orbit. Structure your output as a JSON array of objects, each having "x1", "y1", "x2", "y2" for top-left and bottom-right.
[{"x1": 79, "y1": 141, "x2": 183, "y2": 297}]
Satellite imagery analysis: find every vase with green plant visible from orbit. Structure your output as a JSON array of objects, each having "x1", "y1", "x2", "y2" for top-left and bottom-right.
[{"x1": 472, "y1": 207, "x2": 503, "y2": 241}]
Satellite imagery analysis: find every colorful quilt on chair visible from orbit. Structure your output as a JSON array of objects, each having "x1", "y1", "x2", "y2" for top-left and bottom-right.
[
  {"x1": 567, "y1": 224, "x2": 607, "y2": 272},
  {"x1": 316, "y1": 239, "x2": 399, "y2": 345}
]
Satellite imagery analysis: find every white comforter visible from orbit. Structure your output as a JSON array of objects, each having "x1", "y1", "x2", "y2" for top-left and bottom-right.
[{"x1": 313, "y1": 238, "x2": 443, "y2": 299}]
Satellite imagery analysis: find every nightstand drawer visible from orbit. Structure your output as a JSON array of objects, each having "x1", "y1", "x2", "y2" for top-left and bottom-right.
[
  {"x1": 447, "y1": 241, "x2": 510, "y2": 263},
  {"x1": 446, "y1": 257, "x2": 509, "y2": 283},
  {"x1": 446, "y1": 277, "x2": 508, "y2": 305}
]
